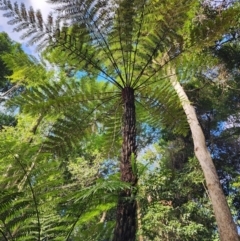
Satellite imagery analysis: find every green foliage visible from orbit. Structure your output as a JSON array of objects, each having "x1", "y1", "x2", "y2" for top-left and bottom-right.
[
  {"x1": 1, "y1": 0, "x2": 239, "y2": 153},
  {"x1": 137, "y1": 141, "x2": 218, "y2": 241},
  {"x1": 1, "y1": 0, "x2": 240, "y2": 240},
  {"x1": 0, "y1": 113, "x2": 16, "y2": 128},
  {"x1": 0, "y1": 120, "x2": 130, "y2": 240},
  {"x1": 2, "y1": 50, "x2": 49, "y2": 87},
  {"x1": 0, "y1": 32, "x2": 19, "y2": 88}
]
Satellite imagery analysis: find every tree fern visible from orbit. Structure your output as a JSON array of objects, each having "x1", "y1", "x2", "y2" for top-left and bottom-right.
[
  {"x1": 0, "y1": 120, "x2": 131, "y2": 240},
  {"x1": 1, "y1": 0, "x2": 240, "y2": 240}
]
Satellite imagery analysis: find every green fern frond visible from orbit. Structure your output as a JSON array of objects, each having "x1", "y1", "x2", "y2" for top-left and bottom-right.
[
  {"x1": 0, "y1": 190, "x2": 38, "y2": 240},
  {"x1": 2, "y1": 49, "x2": 50, "y2": 87},
  {"x1": 137, "y1": 79, "x2": 188, "y2": 135},
  {"x1": 0, "y1": 0, "x2": 56, "y2": 50},
  {"x1": 8, "y1": 76, "x2": 116, "y2": 115}
]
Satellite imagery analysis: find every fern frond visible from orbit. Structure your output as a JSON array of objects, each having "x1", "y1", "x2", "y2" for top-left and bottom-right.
[
  {"x1": 137, "y1": 78, "x2": 189, "y2": 135},
  {"x1": 0, "y1": 0, "x2": 56, "y2": 49},
  {"x1": 2, "y1": 49, "x2": 49, "y2": 87}
]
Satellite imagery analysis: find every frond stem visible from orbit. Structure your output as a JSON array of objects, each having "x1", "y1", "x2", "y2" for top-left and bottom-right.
[
  {"x1": 116, "y1": 7, "x2": 129, "y2": 86},
  {"x1": 129, "y1": 0, "x2": 147, "y2": 86},
  {"x1": 65, "y1": 201, "x2": 88, "y2": 240},
  {"x1": 83, "y1": 4, "x2": 126, "y2": 87},
  {"x1": 59, "y1": 42, "x2": 122, "y2": 89},
  {"x1": 0, "y1": 229, "x2": 8, "y2": 241},
  {"x1": 131, "y1": 41, "x2": 162, "y2": 89},
  {"x1": 14, "y1": 156, "x2": 41, "y2": 240},
  {"x1": 134, "y1": 51, "x2": 182, "y2": 90}
]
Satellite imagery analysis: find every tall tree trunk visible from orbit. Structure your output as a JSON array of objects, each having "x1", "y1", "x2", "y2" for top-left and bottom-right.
[
  {"x1": 113, "y1": 87, "x2": 138, "y2": 241},
  {"x1": 169, "y1": 72, "x2": 239, "y2": 241}
]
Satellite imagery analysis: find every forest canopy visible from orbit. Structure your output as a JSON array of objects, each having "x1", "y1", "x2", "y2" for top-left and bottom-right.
[{"x1": 0, "y1": 0, "x2": 240, "y2": 240}]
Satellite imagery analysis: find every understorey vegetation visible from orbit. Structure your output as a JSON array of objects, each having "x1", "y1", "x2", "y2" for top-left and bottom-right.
[{"x1": 0, "y1": 0, "x2": 240, "y2": 240}]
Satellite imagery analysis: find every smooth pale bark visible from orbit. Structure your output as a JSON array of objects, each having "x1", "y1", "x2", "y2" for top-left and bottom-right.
[
  {"x1": 113, "y1": 87, "x2": 137, "y2": 241},
  {"x1": 169, "y1": 73, "x2": 238, "y2": 241}
]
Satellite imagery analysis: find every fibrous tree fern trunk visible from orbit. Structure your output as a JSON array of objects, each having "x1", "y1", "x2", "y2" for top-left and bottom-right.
[
  {"x1": 169, "y1": 71, "x2": 239, "y2": 241},
  {"x1": 113, "y1": 87, "x2": 137, "y2": 241}
]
